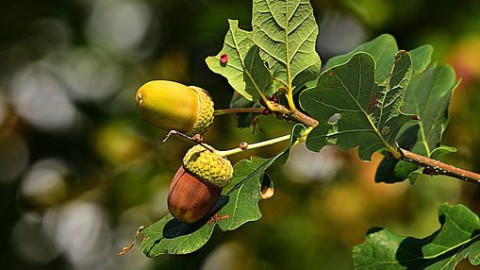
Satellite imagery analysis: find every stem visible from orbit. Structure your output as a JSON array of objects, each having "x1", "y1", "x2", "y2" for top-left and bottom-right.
[
  {"x1": 214, "y1": 108, "x2": 264, "y2": 116},
  {"x1": 162, "y1": 130, "x2": 215, "y2": 152},
  {"x1": 269, "y1": 103, "x2": 319, "y2": 128},
  {"x1": 398, "y1": 148, "x2": 480, "y2": 184},
  {"x1": 286, "y1": 90, "x2": 297, "y2": 110},
  {"x1": 216, "y1": 134, "x2": 291, "y2": 157}
]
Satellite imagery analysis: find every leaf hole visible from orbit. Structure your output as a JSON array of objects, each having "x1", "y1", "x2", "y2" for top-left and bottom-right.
[{"x1": 328, "y1": 113, "x2": 341, "y2": 125}]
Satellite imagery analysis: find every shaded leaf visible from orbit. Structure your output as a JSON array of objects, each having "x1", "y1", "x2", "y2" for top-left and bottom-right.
[
  {"x1": 353, "y1": 204, "x2": 480, "y2": 270},
  {"x1": 230, "y1": 92, "x2": 261, "y2": 128},
  {"x1": 300, "y1": 52, "x2": 412, "y2": 161},
  {"x1": 376, "y1": 65, "x2": 457, "y2": 183},
  {"x1": 206, "y1": 20, "x2": 273, "y2": 101},
  {"x1": 268, "y1": 124, "x2": 306, "y2": 166},
  {"x1": 217, "y1": 157, "x2": 269, "y2": 231},
  {"x1": 409, "y1": 45, "x2": 433, "y2": 75},
  {"x1": 325, "y1": 34, "x2": 432, "y2": 83},
  {"x1": 252, "y1": 0, "x2": 321, "y2": 90},
  {"x1": 141, "y1": 214, "x2": 216, "y2": 256},
  {"x1": 324, "y1": 34, "x2": 398, "y2": 83}
]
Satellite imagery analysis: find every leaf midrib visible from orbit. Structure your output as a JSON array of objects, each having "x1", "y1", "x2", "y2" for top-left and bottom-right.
[
  {"x1": 229, "y1": 25, "x2": 265, "y2": 99},
  {"x1": 333, "y1": 60, "x2": 392, "y2": 151}
]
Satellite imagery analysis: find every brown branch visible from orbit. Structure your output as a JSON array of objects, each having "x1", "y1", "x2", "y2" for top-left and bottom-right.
[
  {"x1": 270, "y1": 103, "x2": 319, "y2": 128},
  {"x1": 399, "y1": 148, "x2": 480, "y2": 184},
  {"x1": 214, "y1": 108, "x2": 264, "y2": 116},
  {"x1": 219, "y1": 103, "x2": 480, "y2": 185}
]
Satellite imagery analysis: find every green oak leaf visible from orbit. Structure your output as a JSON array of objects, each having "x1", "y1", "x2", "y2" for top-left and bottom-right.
[
  {"x1": 300, "y1": 51, "x2": 412, "y2": 161},
  {"x1": 410, "y1": 45, "x2": 434, "y2": 75},
  {"x1": 219, "y1": 124, "x2": 304, "y2": 231},
  {"x1": 217, "y1": 157, "x2": 269, "y2": 231},
  {"x1": 141, "y1": 214, "x2": 216, "y2": 256},
  {"x1": 376, "y1": 65, "x2": 458, "y2": 183},
  {"x1": 353, "y1": 204, "x2": 480, "y2": 270},
  {"x1": 324, "y1": 34, "x2": 432, "y2": 83},
  {"x1": 230, "y1": 92, "x2": 261, "y2": 128},
  {"x1": 252, "y1": 0, "x2": 321, "y2": 90},
  {"x1": 268, "y1": 124, "x2": 306, "y2": 166},
  {"x1": 206, "y1": 19, "x2": 273, "y2": 101}
]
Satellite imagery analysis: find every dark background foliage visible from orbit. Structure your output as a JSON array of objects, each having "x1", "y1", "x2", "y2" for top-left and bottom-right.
[{"x1": 1, "y1": 0, "x2": 480, "y2": 269}]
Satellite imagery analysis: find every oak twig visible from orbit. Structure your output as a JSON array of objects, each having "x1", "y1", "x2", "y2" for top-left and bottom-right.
[
  {"x1": 399, "y1": 148, "x2": 480, "y2": 184},
  {"x1": 162, "y1": 130, "x2": 215, "y2": 152},
  {"x1": 214, "y1": 108, "x2": 264, "y2": 116}
]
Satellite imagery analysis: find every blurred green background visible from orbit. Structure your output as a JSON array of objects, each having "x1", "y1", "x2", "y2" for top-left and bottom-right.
[{"x1": 1, "y1": 0, "x2": 480, "y2": 269}]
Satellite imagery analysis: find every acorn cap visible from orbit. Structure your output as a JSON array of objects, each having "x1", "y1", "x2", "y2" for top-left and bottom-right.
[
  {"x1": 183, "y1": 144, "x2": 234, "y2": 188},
  {"x1": 136, "y1": 80, "x2": 214, "y2": 135},
  {"x1": 189, "y1": 86, "x2": 214, "y2": 135}
]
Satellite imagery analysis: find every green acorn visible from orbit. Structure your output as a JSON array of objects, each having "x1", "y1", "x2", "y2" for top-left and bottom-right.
[
  {"x1": 136, "y1": 80, "x2": 214, "y2": 135},
  {"x1": 168, "y1": 144, "x2": 234, "y2": 223}
]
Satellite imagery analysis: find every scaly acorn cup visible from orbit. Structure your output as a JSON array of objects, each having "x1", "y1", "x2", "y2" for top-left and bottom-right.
[
  {"x1": 136, "y1": 80, "x2": 214, "y2": 135},
  {"x1": 168, "y1": 144, "x2": 234, "y2": 223}
]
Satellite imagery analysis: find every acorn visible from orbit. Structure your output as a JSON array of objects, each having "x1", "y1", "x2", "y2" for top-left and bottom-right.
[
  {"x1": 136, "y1": 80, "x2": 214, "y2": 135},
  {"x1": 168, "y1": 144, "x2": 234, "y2": 223}
]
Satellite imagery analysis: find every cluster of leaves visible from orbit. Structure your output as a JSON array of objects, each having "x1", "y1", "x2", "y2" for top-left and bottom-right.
[{"x1": 140, "y1": 0, "x2": 480, "y2": 268}]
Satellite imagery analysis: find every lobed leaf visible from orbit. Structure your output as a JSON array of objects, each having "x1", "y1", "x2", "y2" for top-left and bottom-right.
[
  {"x1": 206, "y1": 19, "x2": 273, "y2": 101},
  {"x1": 324, "y1": 34, "x2": 398, "y2": 83},
  {"x1": 300, "y1": 51, "x2": 412, "y2": 161},
  {"x1": 376, "y1": 65, "x2": 458, "y2": 183},
  {"x1": 252, "y1": 0, "x2": 321, "y2": 90},
  {"x1": 141, "y1": 214, "x2": 216, "y2": 256},
  {"x1": 353, "y1": 204, "x2": 480, "y2": 270},
  {"x1": 217, "y1": 157, "x2": 270, "y2": 231}
]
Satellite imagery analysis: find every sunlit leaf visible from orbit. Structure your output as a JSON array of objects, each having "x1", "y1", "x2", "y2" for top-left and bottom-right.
[
  {"x1": 353, "y1": 204, "x2": 480, "y2": 269},
  {"x1": 206, "y1": 19, "x2": 273, "y2": 101},
  {"x1": 300, "y1": 51, "x2": 412, "y2": 161},
  {"x1": 252, "y1": 0, "x2": 321, "y2": 90}
]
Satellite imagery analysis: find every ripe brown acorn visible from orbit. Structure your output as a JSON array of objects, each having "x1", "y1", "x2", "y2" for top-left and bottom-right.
[{"x1": 168, "y1": 144, "x2": 234, "y2": 223}]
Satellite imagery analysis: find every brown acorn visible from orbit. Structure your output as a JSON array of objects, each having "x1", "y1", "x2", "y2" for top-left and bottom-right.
[{"x1": 168, "y1": 144, "x2": 234, "y2": 223}]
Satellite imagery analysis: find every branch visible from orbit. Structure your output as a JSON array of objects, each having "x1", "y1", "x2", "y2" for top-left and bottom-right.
[
  {"x1": 261, "y1": 103, "x2": 480, "y2": 185},
  {"x1": 269, "y1": 103, "x2": 319, "y2": 128},
  {"x1": 399, "y1": 148, "x2": 480, "y2": 184},
  {"x1": 214, "y1": 108, "x2": 264, "y2": 116}
]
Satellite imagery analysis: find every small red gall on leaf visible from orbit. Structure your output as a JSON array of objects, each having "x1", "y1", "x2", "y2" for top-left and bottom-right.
[
  {"x1": 327, "y1": 72, "x2": 334, "y2": 77},
  {"x1": 220, "y1": 54, "x2": 228, "y2": 66},
  {"x1": 412, "y1": 114, "x2": 421, "y2": 121}
]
